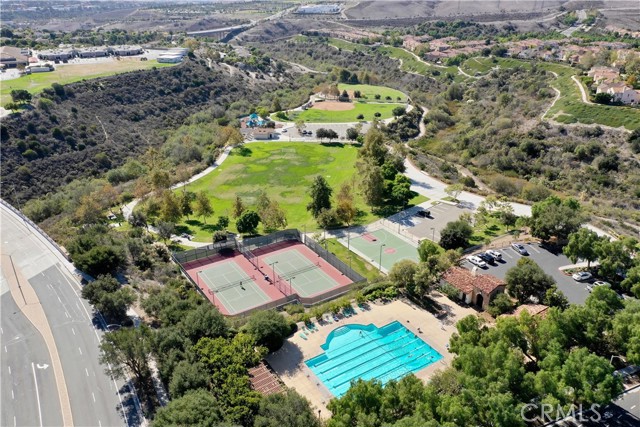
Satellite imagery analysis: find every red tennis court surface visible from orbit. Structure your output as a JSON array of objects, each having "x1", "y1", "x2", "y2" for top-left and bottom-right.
[{"x1": 182, "y1": 241, "x2": 354, "y2": 315}]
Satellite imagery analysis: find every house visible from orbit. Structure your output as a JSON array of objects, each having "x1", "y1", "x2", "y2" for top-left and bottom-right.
[
  {"x1": 253, "y1": 128, "x2": 278, "y2": 140},
  {"x1": 588, "y1": 66, "x2": 620, "y2": 84},
  {"x1": 0, "y1": 46, "x2": 29, "y2": 68},
  {"x1": 38, "y1": 48, "x2": 76, "y2": 61},
  {"x1": 441, "y1": 267, "x2": 506, "y2": 310},
  {"x1": 109, "y1": 45, "x2": 143, "y2": 56},
  {"x1": 597, "y1": 82, "x2": 640, "y2": 105},
  {"x1": 76, "y1": 46, "x2": 109, "y2": 58}
]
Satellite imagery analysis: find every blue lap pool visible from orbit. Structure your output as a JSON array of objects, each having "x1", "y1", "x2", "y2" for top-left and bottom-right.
[{"x1": 305, "y1": 321, "x2": 443, "y2": 397}]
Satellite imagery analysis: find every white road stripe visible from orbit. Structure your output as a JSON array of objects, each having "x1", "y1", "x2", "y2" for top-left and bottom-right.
[
  {"x1": 72, "y1": 328, "x2": 76, "y2": 335},
  {"x1": 31, "y1": 363, "x2": 43, "y2": 427},
  {"x1": 65, "y1": 312, "x2": 70, "y2": 319},
  {"x1": 4, "y1": 346, "x2": 6, "y2": 353},
  {"x1": 86, "y1": 368, "x2": 89, "y2": 377},
  {"x1": 57, "y1": 296, "x2": 62, "y2": 303},
  {"x1": 528, "y1": 244, "x2": 541, "y2": 254},
  {"x1": 8, "y1": 366, "x2": 11, "y2": 375},
  {"x1": 98, "y1": 420, "x2": 102, "y2": 427},
  {"x1": 78, "y1": 347, "x2": 82, "y2": 356},
  {"x1": 502, "y1": 250, "x2": 514, "y2": 259},
  {"x1": 92, "y1": 392, "x2": 96, "y2": 403},
  {"x1": 11, "y1": 389, "x2": 14, "y2": 399}
]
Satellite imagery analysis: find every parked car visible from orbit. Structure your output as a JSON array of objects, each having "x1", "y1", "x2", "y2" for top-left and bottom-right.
[
  {"x1": 467, "y1": 255, "x2": 488, "y2": 268},
  {"x1": 586, "y1": 281, "x2": 610, "y2": 292},
  {"x1": 572, "y1": 271, "x2": 592, "y2": 282},
  {"x1": 478, "y1": 252, "x2": 495, "y2": 263},
  {"x1": 415, "y1": 209, "x2": 431, "y2": 218},
  {"x1": 282, "y1": 129, "x2": 287, "y2": 133},
  {"x1": 511, "y1": 243, "x2": 528, "y2": 255},
  {"x1": 180, "y1": 233, "x2": 192, "y2": 240},
  {"x1": 486, "y1": 249, "x2": 503, "y2": 261}
]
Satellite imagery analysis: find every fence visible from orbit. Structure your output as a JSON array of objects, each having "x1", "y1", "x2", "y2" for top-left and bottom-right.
[
  {"x1": 239, "y1": 229, "x2": 302, "y2": 251},
  {"x1": 172, "y1": 237, "x2": 238, "y2": 265},
  {"x1": 0, "y1": 198, "x2": 71, "y2": 261},
  {"x1": 303, "y1": 237, "x2": 366, "y2": 285}
]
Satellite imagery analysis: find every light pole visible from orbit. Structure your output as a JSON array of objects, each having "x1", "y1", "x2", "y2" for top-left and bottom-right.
[
  {"x1": 379, "y1": 244, "x2": 386, "y2": 271},
  {"x1": 269, "y1": 261, "x2": 279, "y2": 284},
  {"x1": 431, "y1": 227, "x2": 435, "y2": 242}
]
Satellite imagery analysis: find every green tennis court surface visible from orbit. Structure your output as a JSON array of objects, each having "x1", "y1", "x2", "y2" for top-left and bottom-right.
[
  {"x1": 197, "y1": 262, "x2": 271, "y2": 315},
  {"x1": 347, "y1": 229, "x2": 419, "y2": 272},
  {"x1": 263, "y1": 249, "x2": 338, "y2": 297}
]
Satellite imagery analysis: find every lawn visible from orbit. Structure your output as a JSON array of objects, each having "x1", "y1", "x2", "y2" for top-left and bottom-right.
[
  {"x1": 467, "y1": 57, "x2": 640, "y2": 130},
  {"x1": 288, "y1": 102, "x2": 401, "y2": 123},
  {"x1": 337, "y1": 83, "x2": 407, "y2": 102},
  {"x1": 171, "y1": 142, "x2": 426, "y2": 241},
  {"x1": 1, "y1": 59, "x2": 177, "y2": 106},
  {"x1": 324, "y1": 238, "x2": 381, "y2": 282},
  {"x1": 469, "y1": 215, "x2": 510, "y2": 246}
]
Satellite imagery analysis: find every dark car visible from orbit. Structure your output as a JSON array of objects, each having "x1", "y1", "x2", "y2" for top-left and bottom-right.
[
  {"x1": 415, "y1": 209, "x2": 431, "y2": 218},
  {"x1": 478, "y1": 252, "x2": 495, "y2": 263}
]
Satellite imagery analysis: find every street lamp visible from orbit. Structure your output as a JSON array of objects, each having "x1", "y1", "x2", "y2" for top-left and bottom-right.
[
  {"x1": 379, "y1": 244, "x2": 386, "y2": 270},
  {"x1": 269, "y1": 261, "x2": 279, "y2": 284}
]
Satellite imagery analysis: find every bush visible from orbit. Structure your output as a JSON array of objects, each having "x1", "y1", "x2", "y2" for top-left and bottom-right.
[
  {"x1": 439, "y1": 220, "x2": 473, "y2": 250},
  {"x1": 487, "y1": 293, "x2": 514, "y2": 317},
  {"x1": 246, "y1": 310, "x2": 291, "y2": 352}
]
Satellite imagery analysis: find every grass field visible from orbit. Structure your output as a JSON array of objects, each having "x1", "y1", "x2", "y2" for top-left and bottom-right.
[
  {"x1": 337, "y1": 83, "x2": 407, "y2": 102},
  {"x1": 466, "y1": 57, "x2": 640, "y2": 130},
  {"x1": 172, "y1": 142, "x2": 426, "y2": 241},
  {"x1": 287, "y1": 102, "x2": 401, "y2": 123},
  {"x1": 1, "y1": 59, "x2": 177, "y2": 106}
]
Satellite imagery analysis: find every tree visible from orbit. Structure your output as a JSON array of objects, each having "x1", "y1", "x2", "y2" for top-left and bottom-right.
[
  {"x1": 390, "y1": 174, "x2": 416, "y2": 207},
  {"x1": 260, "y1": 201, "x2": 287, "y2": 231},
  {"x1": 594, "y1": 92, "x2": 612, "y2": 104},
  {"x1": 316, "y1": 208, "x2": 340, "y2": 229},
  {"x1": 360, "y1": 164, "x2": 385, "y2": 208},
  {"x1": 254, "y1": 389, "x2": 321, "y2": 427},
  {"x1": 295, "y1": 118, "x2": 306, "y2": 134},
  {"x1": 388, "y1": 260, "x2": 418, "y2": 293},
  {"x1": 168, "y1": 361, "x2": 210, "y2": 399},
  {"x1": 611, "y1": 300, "x2": 640, "y2": 365},
  {"x1": 392, "y1": 106, "x2": 406, "y2": 117},
  {"x1": 10, "y1": 89, "x2": 32, "y2": 104},
  {"x1": 99, "y1": 326, "x2": 152, "y2": 388},
  {"x1": 153, "y1": 389, "x2": 226, "y2": 427},
  {"x1": 529, "y1": 196, "x2": 584, "y2": 242},
  {"x1": 629, "y1": 128, "x2": 640, "y2": 154},
  {"x1": 543, "y1": 285, "x2": 569, "y2": 310},
  {"x1": 307, "y1": 176, "x2": 332, "y2": 218},
  {"x1": 156, "y1": 221, "x2": 175, "y2": 243},
  {"x1": 160, "y1": 191, "x2": 182, "y2": 223},
  {"x1": 596, "y1": 238, "x2": 636, "y2": 281},
  {"x1": 232, "y1": 195, "x2": 245, "y2": 219},
  {"x1": 346, "y1": 127, "x2": 359, "y2": 141},
  {"x1": 621, "y1": 264, "x2": 640, "y2": 298},
  {"x1": 236, "y1": 211, "x2": 260, "y2": 234},
  {"x1": 505, "y1": 258, "x2": 555, "y2": 303},
  {"x1": 563, "y1": 229, "x2": 601, "y2": 267},
  {"x1": 445, "y1": 184, "x2": 464, "y2": 202},
  {"x1": 560, "y1": 348, "x2": 622, "y2": 405},
  {"x1": 359, "y1": 128, "x2": 388, "y2": 166},
  {"x1": 335, "y1": 183, "x2": 357, "y2": 226},
  {"x1": 246, "y1": 310, "x2": 291, "y2": 352},
  {"x1": 96, "y1": 288, "x2": 136, "y2": 321},
  {"x1": 439, "y1": 220, "x2": 473, "y2": 250},
  {"x1": 178, "y1": 191, "x2": 195, "y2": 219},
  {"x1": 194, "y1": 191, "x2": 214, "y2": 223},
  {"x1": 418, "y1": 240, "x2": 441, "y2": 263},
  {"x1": 74, "y1": 245, "x2": 125, "y2": 277},
  {"x1": 487, "y1": 293, "x2": 514, "y2": 317}
]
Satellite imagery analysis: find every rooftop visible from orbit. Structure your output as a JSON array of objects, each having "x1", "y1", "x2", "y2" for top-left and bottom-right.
[{"x1": 442, "y1": 267, "x2": 505, "y2": 295}]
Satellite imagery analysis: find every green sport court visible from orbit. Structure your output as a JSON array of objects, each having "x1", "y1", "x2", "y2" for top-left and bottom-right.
[
  {"x1": 197, "y1": 261, "x2": 271, "y2": 315},
  {"x1": 262, "y1": 248, "x2": 339, "y2": 298},
  {"x1": 346, "y1": 228, "x2": 419, "y2": 272}
]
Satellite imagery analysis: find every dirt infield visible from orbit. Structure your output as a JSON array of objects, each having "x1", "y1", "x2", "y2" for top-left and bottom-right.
[{"x1": 311, "y1": 101, "x2": 355, "y2": 111}]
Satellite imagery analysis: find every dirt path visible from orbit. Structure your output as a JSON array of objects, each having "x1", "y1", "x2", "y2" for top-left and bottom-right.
[{"x1": 572, "y1": 75, "x2": 593, "y2": 104}]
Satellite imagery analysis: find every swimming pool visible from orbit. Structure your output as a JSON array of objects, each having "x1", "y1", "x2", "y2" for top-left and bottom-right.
[{"x1": 305, "y1": 321, "x2": 443, "y2": 397}]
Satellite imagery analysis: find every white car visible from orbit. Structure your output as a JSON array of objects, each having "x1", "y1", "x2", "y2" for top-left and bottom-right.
[
  {"x1": 486, "y1": 250, "x2": 502, "y2": 261},
  {"x1": 467, "y1": 255, "x2": 488, "y2": 268},
  {"x1": 572, "y1": 271, "x2": 592, "y2": 282},
  {"x1": 586, "y1": 281, "x2": 611, "y2": 292}
]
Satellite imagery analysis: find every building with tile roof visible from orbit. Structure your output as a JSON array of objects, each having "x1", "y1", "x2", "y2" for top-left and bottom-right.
[{"x1": 441, "y1": 266, "x2": 506, "y2": 310}]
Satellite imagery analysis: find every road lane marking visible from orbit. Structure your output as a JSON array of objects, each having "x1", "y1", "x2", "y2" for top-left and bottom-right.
[
  {"x1": 8, "y1": 366, "x2": 11, "y2": 375},
  {"x1": 57, "y1": 296, "x2": 62, "y2": 303},
  {"x1": 4, "y1": 346, "x2": 6, "y2": 352},
  {"x1": 502, "y1": 250, "x2": 514, "y2": 259},
  {"x1": 1, "y1": 326, "x2": 3, "y2": 334},
  {"x1": 11, "y1": 389, "x2": 14, "y2": 399},
  {"x1": 31, "y1": 362, "x2": 43, "y2": 427},
  {"x1": 92, "y1": 392, "x2": 96, "y2": 403},
  {"x1": 86, "y1": 368, "x2": 89, "y2": 377},
  {"x1": 78, "y1": 347, "x2": 82, "y2": 355},
  {"x1": 65, "y1": 311, "x2": 70, "y2": 319},
  {"x1": 98, "y1": 420, "x2": 102, "y2": 427},
  {"x1": 71, "y1": 328, "x2": 75, "y2": 335},
  {"x1": 528, "y1": 244, "x2": 541, "y2": 254}
]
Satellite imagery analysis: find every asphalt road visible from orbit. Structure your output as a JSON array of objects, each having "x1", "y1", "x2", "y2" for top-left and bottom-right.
[
  {"x1": 463, "y1": 242, "x2": 590, "y2": 305},
  {"x1": 1, "y1": 206, "x2": 142, "y2": 426},
  {"x1": 1, "y1": 274, "x2": 63, "y2": 427}
]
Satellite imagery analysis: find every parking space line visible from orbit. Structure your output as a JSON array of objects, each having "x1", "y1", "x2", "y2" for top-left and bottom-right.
[
  {"x1": 527, "y1": 244, "x2": 541, "y2": 254},
  {"x1": 502, "y1": 250, "x2": 514, "y2": 259}
]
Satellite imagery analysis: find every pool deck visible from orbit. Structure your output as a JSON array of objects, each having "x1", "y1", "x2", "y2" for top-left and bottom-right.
[{"x1": 266, "y1": 293, "x2": 478, "y2": 419}]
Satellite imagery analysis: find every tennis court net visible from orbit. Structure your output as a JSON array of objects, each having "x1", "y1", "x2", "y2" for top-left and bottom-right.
[
  {"x1": 279, "y1": 262, "x2": 321, "y2": 280},
  {"x1": 208, "y1": 276, "x2": 256, "y2": 293}
]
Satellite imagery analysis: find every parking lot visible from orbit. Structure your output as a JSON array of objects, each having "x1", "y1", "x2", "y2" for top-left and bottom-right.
[
  {"x1": 398, "y1": 203, "x2": 469, "y2": 242},
  {"x1": 276, "y1": 122, "x2": 373, "y2": 141},
  {"x1": 462, "y1": 242, "x2": 590, "y2": 305}
]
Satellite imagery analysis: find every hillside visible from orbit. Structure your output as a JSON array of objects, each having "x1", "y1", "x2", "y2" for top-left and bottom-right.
[{"x1": 0, "y1": 58, "x2": 314, "y2": 204}]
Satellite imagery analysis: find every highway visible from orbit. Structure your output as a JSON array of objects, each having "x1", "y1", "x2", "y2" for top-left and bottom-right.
[{"x1": 1, "y1": 204, "x2": 142, "y2": 426}]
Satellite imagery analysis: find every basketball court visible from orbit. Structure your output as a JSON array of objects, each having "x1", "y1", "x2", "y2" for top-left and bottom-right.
[{"x1": 344, "y1": 228, "x2": 419, "y2": 273}]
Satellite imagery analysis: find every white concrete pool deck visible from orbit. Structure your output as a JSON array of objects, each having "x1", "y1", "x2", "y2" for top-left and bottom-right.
[{"x1": 266, "y1": 294, "x2": 478, "y2": 419}]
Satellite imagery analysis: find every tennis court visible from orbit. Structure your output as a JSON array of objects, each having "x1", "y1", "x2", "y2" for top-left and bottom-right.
[
  {"x1": 262, "y1": 248, "x2": 340, "y2": 298},
  {"x1": 197, "y1": 260, "x2": 271, "y2": 315},
  {"x1": 346, "y1": 228, "x2": 419, "y2": 273}
]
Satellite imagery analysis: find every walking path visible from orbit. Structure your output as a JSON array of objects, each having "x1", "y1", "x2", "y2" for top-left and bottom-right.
[{"x1": 572, "y1": 75, "x2": 593, "y2": 104}]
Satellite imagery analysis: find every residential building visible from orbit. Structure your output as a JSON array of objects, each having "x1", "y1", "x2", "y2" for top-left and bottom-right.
[
  {"x1": 588, "y1": 66, "x2": 620, "y2": 84},
  {"x1": 110, "y1": 45, "x2": 143, "y2": 56},
  {"x1": 1, "y1": 46, "x2": 30, "y2": 68},
  {"x1": 441, "y1": 266, "x2": 506, "y2": 310},
  {"x1": 253, "y1": 128, "x2": 278, "y2": 140},
  {"x1": 37, "y1": 48, "x2": 76, "y2": 61},
  {"x1": 76, "y1": 46, "x2": 109, "y2": 58},
  {"x1": 597, "y1": 82, "x2": 640, "y2": 105}
]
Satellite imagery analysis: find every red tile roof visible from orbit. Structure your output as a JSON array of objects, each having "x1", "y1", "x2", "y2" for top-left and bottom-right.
[
  {"x1": 248, "y1": 362, "x2": 283, "y2": 396},
  {"x1": 509, "y1": 304, "x2": 549, "y2": 318},
  {"x1": 442, "y1": 267, "x2": 505, "y2": 295}
]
